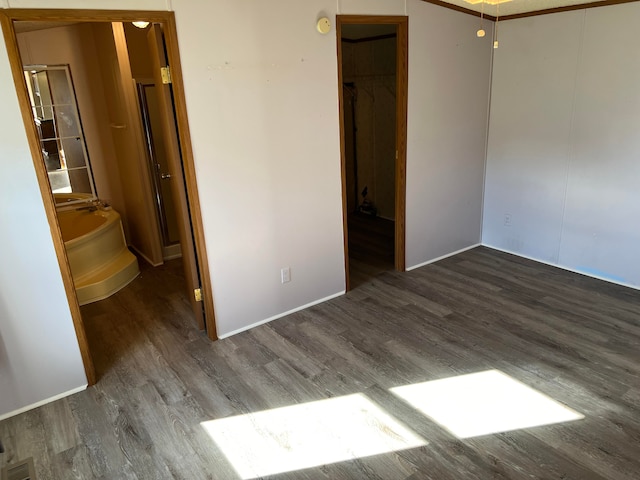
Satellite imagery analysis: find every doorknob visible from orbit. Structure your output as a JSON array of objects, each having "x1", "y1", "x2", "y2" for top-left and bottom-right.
[{"x1": 161, "y1": 173, "x2": 172, "y2": 179}]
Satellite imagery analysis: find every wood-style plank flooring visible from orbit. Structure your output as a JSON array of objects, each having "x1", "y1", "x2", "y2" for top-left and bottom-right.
[
  {"x1": 348, "y1": 212, "x2": 394, "y2": 289},
  {"x1": 1, "y1": 247, "x2": 639, "y2": 479}
]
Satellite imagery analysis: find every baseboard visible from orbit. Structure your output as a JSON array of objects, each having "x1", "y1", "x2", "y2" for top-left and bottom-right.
[
  {"x1": 406, "y1": 243, "x2": 482, "y2": 271},
  {"x1": 218, "y1": 290, "x2": 346, "y2": 339},
  {"x1": 129, "y1": 245, "x2": 163, "y2": 267},
  {"x1": 483, "y1": 244, "x2": 640, "y2": 291},
  {"x1": 163, "y1": 243, "x2": 182, "y2": 261},
  {"x1": 0, "y1": 384, "x2": 87, "y2": 421},
  {"x1": 163, "y1": 252, "x2": 183, "y2": 261}
]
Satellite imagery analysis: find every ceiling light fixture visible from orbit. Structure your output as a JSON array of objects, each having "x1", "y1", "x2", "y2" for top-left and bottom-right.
[{"x1": 132, "y1": 21, "x2": 150, "y2": 29}]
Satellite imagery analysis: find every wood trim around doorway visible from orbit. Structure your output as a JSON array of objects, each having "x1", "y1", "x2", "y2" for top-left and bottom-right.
[
  {"x1": 163, "y1": 14, "x2": 217, "y2": 340},
  {"x1": 0, "y1": 9, "x2": 218, "y2": 385},
  {"x1": 337, "y1": 15, "x2": 408, "y2": 290}
]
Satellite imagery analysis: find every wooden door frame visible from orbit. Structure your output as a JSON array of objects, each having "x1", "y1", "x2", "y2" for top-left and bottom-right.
[
  {"x1": 0, "y1": 9, "x2": 218, "y2": 385},
  {"x1": 337, "y1": 15, "x2": 408, "y2": 290}
]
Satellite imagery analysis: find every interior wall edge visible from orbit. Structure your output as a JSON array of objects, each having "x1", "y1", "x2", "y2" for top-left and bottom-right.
[
  {"x1": 406, "y1": 243, "x2": 481, "y2": 271},
  {"x1": 478, "y1": 22, "x2": 496, "y2": 247}
]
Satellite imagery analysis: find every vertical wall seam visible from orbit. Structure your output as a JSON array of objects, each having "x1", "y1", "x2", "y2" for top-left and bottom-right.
[
  {"x1": 479, "y1": 20, "x2": 496, "y2": 245},
  {"x1": 557, "y1": 9, "x2": 586, "y2": 264}
]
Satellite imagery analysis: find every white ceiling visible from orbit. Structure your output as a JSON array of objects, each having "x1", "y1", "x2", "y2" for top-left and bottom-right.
[{"x1": 438, "y1": 0, "x2": 623, "y2": 17}]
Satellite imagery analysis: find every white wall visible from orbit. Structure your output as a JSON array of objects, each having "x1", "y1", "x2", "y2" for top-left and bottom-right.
[
  {"x1": 405, "y1": 0, "x2": 493, "y2": 268},
  {"x1": 483, "y1": 3, "x2": 640, "y2": 288},
  {"x1": 0, "y1": 37, "x2": 86, "y2": 420},
  {"x1": 173, "y1": 0, "x2": 347, "y2": 337}
]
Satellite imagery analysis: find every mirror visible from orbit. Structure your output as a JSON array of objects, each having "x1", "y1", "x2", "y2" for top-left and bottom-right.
[{"x1": 23, "y1": 65, "x2": 97, "y2": 205}]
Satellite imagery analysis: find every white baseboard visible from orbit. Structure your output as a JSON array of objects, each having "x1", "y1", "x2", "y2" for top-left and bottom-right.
[
  {"x1": 406, "y1": 243, "x2": 482, "y2": 271},
  {"x1": 0, "y1": 384, "x2": 88, "y2": 421},
  {"x1": 218, "y1": 290, "x2": 346, "y2": 339},
  {"x1": 483, "y1": 244, "x2": 640, "y2": 291}
]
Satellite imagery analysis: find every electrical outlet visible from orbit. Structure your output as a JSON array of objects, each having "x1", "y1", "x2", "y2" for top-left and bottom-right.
[
  {"x1": 504, "y1": 214, "x2": 512, "y2": 227},
  {"x1": 281, "y1": 267, "x2": 291, "y2": 284}
]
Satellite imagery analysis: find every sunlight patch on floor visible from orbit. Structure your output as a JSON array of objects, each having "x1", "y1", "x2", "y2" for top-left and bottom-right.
[
  {"x1": 201, "y1": 393, "x2": 426, "y2": 479},
  {"x1": 391, "y1": 369, "x2": 584, "y2": 439}
]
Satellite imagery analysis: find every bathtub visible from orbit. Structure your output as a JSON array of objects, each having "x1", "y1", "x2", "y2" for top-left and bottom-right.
[
  {"x1": 56, "y1": 204, "x2": 139, "y2": 305},
  {"x1": 54, "y1": 192, "x2": 94, "y2": 206}
]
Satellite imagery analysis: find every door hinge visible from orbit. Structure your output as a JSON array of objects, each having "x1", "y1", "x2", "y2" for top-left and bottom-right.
[
  {"x1": 194, "y1": 288, "x2": 203, "y2": 302},
  {"x1": 160, "y1": 66, "x2": 172, "y2": 84}
]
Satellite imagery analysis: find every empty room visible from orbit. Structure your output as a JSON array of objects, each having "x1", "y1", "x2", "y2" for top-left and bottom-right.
[{"x1": 0, "y1": 0, "x2": 639, "y2": 479}]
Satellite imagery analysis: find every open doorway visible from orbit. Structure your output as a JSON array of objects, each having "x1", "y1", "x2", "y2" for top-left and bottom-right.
[
  {"x1": 1, "y1": 11, "x2": 216, "y2": 384},
  {"x1": 337, "y1": 16, "x2": 408, "y2": 290}
]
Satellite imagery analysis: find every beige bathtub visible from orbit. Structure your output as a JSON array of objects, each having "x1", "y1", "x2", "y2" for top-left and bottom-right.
[{"x1": 56, "y1": 205, "x2": 139, "y2": 305}]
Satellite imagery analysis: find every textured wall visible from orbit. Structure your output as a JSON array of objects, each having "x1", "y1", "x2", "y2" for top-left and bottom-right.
[
  {"x1": 405, "y1": 0, "x2": 493, "y2": 268},
  {"x1": 483, "y1": 3, "x2": 640, "y2": 288}
]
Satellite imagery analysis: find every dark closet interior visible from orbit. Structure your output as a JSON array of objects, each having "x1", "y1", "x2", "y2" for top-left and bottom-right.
[{"x1": 341, "y1": 24, "x2": 397, "y2": 288}]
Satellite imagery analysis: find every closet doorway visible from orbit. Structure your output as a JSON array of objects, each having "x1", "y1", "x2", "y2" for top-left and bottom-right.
[{"x1": 337, "y1": 16, "x2": 408, "y2": 290}]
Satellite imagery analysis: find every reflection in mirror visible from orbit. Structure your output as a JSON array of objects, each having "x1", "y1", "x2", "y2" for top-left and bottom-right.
[{"x1": 23, "y1": 64, "x2": 97, "y2": 205}]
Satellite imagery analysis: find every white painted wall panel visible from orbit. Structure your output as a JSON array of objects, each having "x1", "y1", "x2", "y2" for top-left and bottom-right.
[
  {"x1": 0, "y1": 38, "x2": 86, "y2": 418},
  {"x1": 172, "y1": 0, "x2": 346, "y2": 336},
  {"x1": 483, "y1": 11, "x2": 583, "y2": 263},
  {"x1": 405, "y1": 0, "x2": 492, "y2": 267},
  {"x1": 558, "y1": 3, "x2": 640, "y2": 286},
  {"x1": 484, "y1": 4, "x2": 640, "y2": 288}
]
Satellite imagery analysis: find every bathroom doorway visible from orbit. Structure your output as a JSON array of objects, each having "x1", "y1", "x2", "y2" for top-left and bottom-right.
[
  {"x1": 1, "y1": 10, "x2": 217, "y2": 384},
  {"x1": 337, "y1": 16, "x2": 408, "y2": 290}
]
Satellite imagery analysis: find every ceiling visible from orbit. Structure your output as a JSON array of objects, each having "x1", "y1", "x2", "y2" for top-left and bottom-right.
[{"x1": 434, "y1": 0, "x2": 628, "y2": 17}]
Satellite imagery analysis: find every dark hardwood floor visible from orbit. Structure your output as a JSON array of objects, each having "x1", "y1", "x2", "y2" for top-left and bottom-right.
[
  {"x1": 1, "y1": 247, "x2": 639, "y2": 479},
  {"x1": 348, "y1": 212, "x2": 394, "y2": 289}
]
